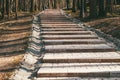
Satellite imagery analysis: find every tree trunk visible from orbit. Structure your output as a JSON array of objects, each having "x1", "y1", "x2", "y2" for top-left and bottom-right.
[
  {"x1": 77, "y1": 0, "x2": 80, "y2": 9},
  {"x1": 66, "y1": 0, "x2": 70, "y2": 10},
  {"x1": 106, "y1": 0, "x2": 114, "y2": 13},
  {"x1": 80, "y1": 0, "x2": 85, "y2": 18},
  {"x1": 15, "y1": 0, "x2": 18, "y2": 19},
  {"x1": 30, "y1": 0, "x2": 34, "y2": 12},
  {"x1": 72, "y1": 0, "x2": 76, "y2": 12},
  {"x1": 84, "y1": 0, "x2": 87, "y2": 13},
  {"x1": 54, "y1": 0, "x2": 57, "y2": 9},
  {"x1": 98, "y1": 0, "x2": 106, "y2": 17},
  {"x1": 89, "y1": 0, "x2": 97, "y2": 18},
  {"x1": 1, "y1": 0, "x2": 4, "y2": 18},
  {"x1": 6, "y1": 0, "x2": 10, "y2": 19}
]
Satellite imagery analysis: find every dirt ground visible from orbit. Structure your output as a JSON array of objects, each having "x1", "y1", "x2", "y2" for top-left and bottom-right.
[
  {"x1": 65, "y1": 10, "x2": 120, "y2": 40},
  {"x1": 84, "y1": 17, "x2": 120, "y2": 39},
  {"x1": 0, "y1": 13, "x2": 32, "y2": 80}
]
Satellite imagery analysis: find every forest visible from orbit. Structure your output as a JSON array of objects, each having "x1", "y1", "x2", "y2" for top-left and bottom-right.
[
  {"x1": 0, "y1": 0, "x2": 120, "y2": 80},
  {"x1": 0, "y1": 0, "x2": 120, "y2": 20}
]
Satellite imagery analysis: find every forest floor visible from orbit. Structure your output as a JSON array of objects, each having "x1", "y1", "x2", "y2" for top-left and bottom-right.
[
  {"x1": 65, "y1": 10, "x2": 120, "y2": 40},
  {"x1": 0, "y1": 13, "x2": 32, "y2": 80}
]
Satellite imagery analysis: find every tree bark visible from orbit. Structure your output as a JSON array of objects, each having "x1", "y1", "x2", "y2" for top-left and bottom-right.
[
  {"x1": 98, "y1": 0, "x2": 106, "y2": 17},
  {"x1": 72, "y1": 0, "x2": 76, "y2": 12},
  {"x1": 15, "y1": 0, "x2": 18, "y2": 19},
  {"x1": 89, "y1": 0, "x2": 97, "y2": 18},
  {"x1": 54, "y1": 0, "x2": 57, "y2": 9},
  {"x1": 106, "y1": 0, "x2": 114, "y2": 13},
  {"x1": 80, "y1": 0, "x2": 85, "y2": 18},
  {"x1": 66, "y1": 0, "x2": 70, "y2": 10}
]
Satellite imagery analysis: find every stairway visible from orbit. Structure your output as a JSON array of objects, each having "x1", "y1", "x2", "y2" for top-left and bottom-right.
[{"x1": 37, "y1": 9, "x2": 120, "y2": 80}]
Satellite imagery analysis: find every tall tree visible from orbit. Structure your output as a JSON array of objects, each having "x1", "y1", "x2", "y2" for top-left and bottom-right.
[
  {"x1": 66, "y1": 0, "x2": 70, "y2": 10},
  {"x1": 6, "y1": 0, "x2": 10, "y2": 19},
  {"x1": 30, "y1": 0, "x2": 34, "y2": 12},
  {"x1": 89, "y1": 0, "x2": 97, "y2": 18},
  {"x1": 72, "y1": 0, "x2": 76, "y2": 12},
  {"x1": 77, "y1": 0, "x2": 80, "y2": 9},
  {"x1": 80, "y1": 0, "x2": 85, "y2": 18},
  {"x1": 84, "y1": 0, "x2": 87, "y2": 13},
  {"x1": 54, "y1": 0, "x2": 57, "y2": 9},
  {"x1": 15, "y1": 0, "x2": 18, "y2": 19},
  {"x1": 1, "y1": 0, "x2": 4, "y2": 18},
  {"x1": 106, "y1": 0, "x2": 114, "y2": 13},
  {"x1": 98, "y1": 0, "x2": 106, "y2": 17}
]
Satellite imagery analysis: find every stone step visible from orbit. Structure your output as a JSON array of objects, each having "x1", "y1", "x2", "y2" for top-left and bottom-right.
[
  {"x1": 43, "y1": 52, "x2": 120, "y2": 63},
  {"x1": 36, "y1": 77, "x2": 120, "y2": 80},
  {"x1": 42, "y1": 26, "x2": 81, "y2": 28},
  {"x1": 41, "y1": 22, "x2": 74, "y2": 24},
  {"x1": 42, "y1": 25, "x2": 80, "y2": 28},
  {"x1": 42, "y1": 28, "x2": 84, "y2": 31},
  {"x1": 41, "y1": 20, "x2": 71, "y2": 22},
  {"x1": 43, "y1": 35, "x2": 98, "y2": 40},
  {"x1": 42, "y1": 27, "x2": 82, "y2": 29},
  {"x1": 41, "y1": 24, "x2": 77, "y2": 26},
  {"x1": 45, "y1": 44, "x2": 115, "y2": 53},
  {"x1": 40, "y1": 18, "x2": 69, "y2": 19},
  {"x1": 44, "y1": 39, "x2": 106, "y2": 45},
  {"x1": 37, "y1": 63, "x2": 120, "y2": 77},
  {"x1": 41, "y1": 31, "x2": 91, "y2": 35},
  {"x1": 40, "y1": 16, "x2": 66, "y2": 17}
]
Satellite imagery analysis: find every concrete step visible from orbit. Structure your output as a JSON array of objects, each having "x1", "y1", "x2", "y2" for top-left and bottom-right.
[
  {"x1": 36, "y1": 77, "x2": 120, "y2": 80},
  {"x1": 43, "y1": 52, "x2": 120, "y2": 63},
  {"x1": 41, "y1": 20, "x2": 71, "y2": 22},
  {"x1": 42, "y1": 25, "x2": 80, "y2": 28},
  {"x1": 43, "y1": 35, "x2": 98, "y2": 40},
  {"x1": 41, "y1": 31, "x2": 91, "y2": 35},
  {"x1": 42, "y1": 27, "x2": 82, "y2": 29},
  {"x1": 41, "y1": 24, "x2": 77, "y2": 26},
  {"x1": 42, "y1": 28, "x2": 84, "y2": 31},
  {"x1": 44, "y1": 39, "x2": 106, "y2": 45},
  {"x1": 37, "y1": 63, "x2": 120, "y2": 77},
  {"x1": 41, "y1": 22, "x2": 74, "y2": 24},
  {"x1": 45, "y1": 44, "x2": 115, "y2": 53}
]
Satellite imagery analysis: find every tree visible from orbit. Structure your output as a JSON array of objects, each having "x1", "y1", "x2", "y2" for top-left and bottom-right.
[
  {"x1": 54, "y1": 0, "x2": 57, "y2": 9},
  {"x1": 89, "y1": 0, "x2": 97, "y2": 18},
  {"x1": 106, "y1": 0, "x2": 114, "y2": 14},
  {"x1": 72, "y1": 0, "x2": 76, "y2": 12},
  {"x1": 98, "y1": 0, "x2": 106, "y2": 17},
  {"x1": 6, "y1": 0, "x2": 11, "y2": 19},
  {"x1": 1, "y1": 0, "x2": 5, "y2": 18},
  {"x1": 30, "y1": 0, "x2": 34, "y2": 12},
  {"x1": 77, "y1": 0, "x2": 80, "y2": 9},
  {"x1": 80, "y1": 0, "x2": 85, "y2": 18},
  {"x1": 15, "y1": 0, "x2": 18, "y2": 19},
  {"x1": 66, "y1": 0, "x2": 70, "y2": 10}
]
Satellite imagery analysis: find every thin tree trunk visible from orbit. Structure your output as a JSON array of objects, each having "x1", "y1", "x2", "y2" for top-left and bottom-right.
[
  {"x1": 77, "y1": 0, "x2": 80, "y2": 9},
  {"x1": 54, "y1": 0, "x2": 57, "y2": 9},
  {"x1": 1, "y1": 0, "x2": 4, "y2": 18},
  {"x1": 106, "y1": 0, "x2": 114, "y2": 13},
  {"x1": 98, "y1": 0, "x2": 106, "y2": 17},
  {"x1": 66, "y1": 0, "x2": 70, "y2": 10},
  {"x1": 80, "y1": 0, "x2": 85, "y2": 18},
  {"x1": 89, "y1": 0, "x2": 97, "y2": 18},
  {"x1": 72, "y1": 0, "x2": 76, "y2": 12},
  {"x1": 6, "y1": 0, "x2": 10, "y2": 19},
  {"x1": 15, "y1": 0, "x2": 18, "y2": 19}
]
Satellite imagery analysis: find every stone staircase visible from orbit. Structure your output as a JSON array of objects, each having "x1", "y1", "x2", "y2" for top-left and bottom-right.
[{"x1": 36, "y1": 9, "x2": 120, "y2": 80}]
